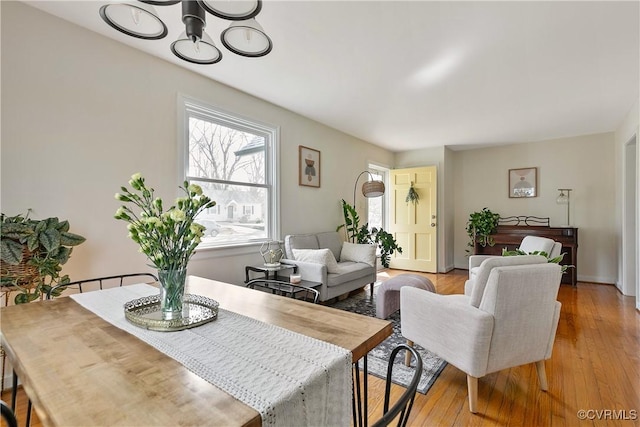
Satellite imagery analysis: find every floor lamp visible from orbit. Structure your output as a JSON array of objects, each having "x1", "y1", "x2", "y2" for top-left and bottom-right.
[
  {"x1": 353, "y1": 171, "x2": 385, "y2": 207},
  {"x1": 556, "y1": 189, "x2": 572, "y2": 226}
]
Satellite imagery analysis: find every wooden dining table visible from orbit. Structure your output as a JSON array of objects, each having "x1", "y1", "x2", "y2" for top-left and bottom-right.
[{"x1": 0, "y1": 276, "x2": 392, "y2": 427}]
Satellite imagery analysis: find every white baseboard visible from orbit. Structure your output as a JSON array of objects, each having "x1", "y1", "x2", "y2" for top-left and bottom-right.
[
  {"x1": 576, "y1": 275, "x2": 616, "y2": 285},
  {"x1": 442, "y1": 264, "x2": 456, "y2": 273}
]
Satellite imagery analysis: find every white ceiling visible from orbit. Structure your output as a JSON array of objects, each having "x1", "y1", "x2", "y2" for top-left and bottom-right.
[{"x1": 26, "y1": 1, "x2": 640, "y2": 152}]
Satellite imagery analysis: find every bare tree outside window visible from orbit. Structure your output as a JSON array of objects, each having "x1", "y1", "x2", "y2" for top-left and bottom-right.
[{"x1": 189, "y1": 119, "x2": 265, "y2": 185}]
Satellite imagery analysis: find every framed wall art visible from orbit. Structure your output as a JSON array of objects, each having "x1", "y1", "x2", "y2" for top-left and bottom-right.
[
  {"x1": 509, "y1": 167, "x2": 537, "y2": 198},
  {"x1": 299, "y1": 145, "x2": 320, "y2": 188}
]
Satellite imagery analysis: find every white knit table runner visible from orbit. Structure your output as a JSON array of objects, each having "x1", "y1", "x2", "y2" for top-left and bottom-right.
[{"x1": 70, "y1": 284, "x2": 352, "y2": 427}]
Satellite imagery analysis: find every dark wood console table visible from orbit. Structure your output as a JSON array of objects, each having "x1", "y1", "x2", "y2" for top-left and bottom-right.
[{"x1": 475, "y1": 225, "x2": 578, "y2": 286}]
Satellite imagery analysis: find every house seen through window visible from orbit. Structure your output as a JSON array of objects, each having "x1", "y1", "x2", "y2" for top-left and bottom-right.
[{"x1": 182, "y1": 97, "x2": 279, "y2": 247}]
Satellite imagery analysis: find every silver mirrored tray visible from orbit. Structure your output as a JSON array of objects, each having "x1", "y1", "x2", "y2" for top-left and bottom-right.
[{"x1": 124, "y1": 294, "x2": 219, "y2": 332}]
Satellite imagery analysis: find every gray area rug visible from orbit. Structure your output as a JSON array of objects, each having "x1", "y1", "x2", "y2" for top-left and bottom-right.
[{"x1": 330, "y1": 286, "x2": 447, "y2": 394}]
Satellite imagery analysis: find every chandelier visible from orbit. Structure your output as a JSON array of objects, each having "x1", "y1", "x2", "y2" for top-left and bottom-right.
[{"x1": 99, "y1": 0, "x2": 273, "y2": 65}]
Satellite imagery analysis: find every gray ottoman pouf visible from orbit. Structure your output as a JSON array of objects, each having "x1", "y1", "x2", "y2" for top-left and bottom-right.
[{"x1": 376, "y1": 273, "x2": 435, "y2": 319}]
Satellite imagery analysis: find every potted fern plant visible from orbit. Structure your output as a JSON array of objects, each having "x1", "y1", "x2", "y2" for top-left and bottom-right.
[{"x1": 1, "y1": 210, "x2": 86, "y2": 303}]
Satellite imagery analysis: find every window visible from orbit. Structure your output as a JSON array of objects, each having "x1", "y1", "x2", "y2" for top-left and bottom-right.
[
  {"x1": 367, "y1": 166, "x2": 387, "y2": 230},
  {"x1": 179, "y1": 95, "x2": 279, "y2": 248}
]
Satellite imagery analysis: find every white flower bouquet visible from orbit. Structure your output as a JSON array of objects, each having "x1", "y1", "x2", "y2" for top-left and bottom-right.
[{"x1": 114, "y1": 173, "x2": 216, "y2": 271}]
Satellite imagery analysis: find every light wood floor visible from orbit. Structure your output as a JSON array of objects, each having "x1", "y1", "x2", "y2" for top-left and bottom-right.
[{"x1": 3, "y1": 269, "x2": 639, "y2": 427}]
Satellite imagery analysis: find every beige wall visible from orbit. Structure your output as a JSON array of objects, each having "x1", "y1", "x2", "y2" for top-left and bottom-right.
[
  {"x1": 452, "y1": 133, "x2": 617, "y2": 284},
  {"x1": 0, "y1": 2, "x2": 393, "y2": 286}
]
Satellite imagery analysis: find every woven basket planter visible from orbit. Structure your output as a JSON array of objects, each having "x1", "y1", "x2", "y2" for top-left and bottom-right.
[{"x1": 0, "y1": 246, "x2": 39, "y2": 289}]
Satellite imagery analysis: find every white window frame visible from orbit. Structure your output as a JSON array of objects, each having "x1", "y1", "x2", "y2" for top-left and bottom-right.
[{"x1": 177, "y1": 94, "x2": 280, "y2": 254}]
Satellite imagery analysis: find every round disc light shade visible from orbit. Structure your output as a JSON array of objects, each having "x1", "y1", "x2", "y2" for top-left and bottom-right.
[
  {"x1": 197, "y1": 0, "x2": 262, "y2": 21},
  {"x1": 99, "y1": 2, "x2": 167, "y2": 40},
  {"x1": 221, "y1": 19, "x2": 273, "y2": 57},
  {"x1": 138, "y1": 0, "x2": 181, "y2": 5},
  {"x1": 171, "y1": 31, "x2": 222, "y2": 65},
  {"x1": 362, "y1": 181, "x2": 385, "y2": 198}
]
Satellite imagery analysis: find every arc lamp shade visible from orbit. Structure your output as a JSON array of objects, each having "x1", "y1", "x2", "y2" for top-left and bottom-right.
[{"x1": 362, "y1": 181, "x2": 385, "y2": 198}]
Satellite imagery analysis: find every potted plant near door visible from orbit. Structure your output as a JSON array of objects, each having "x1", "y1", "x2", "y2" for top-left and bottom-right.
[{"x1": 336, "y1": 199, "x2": 402, "y2": 268}]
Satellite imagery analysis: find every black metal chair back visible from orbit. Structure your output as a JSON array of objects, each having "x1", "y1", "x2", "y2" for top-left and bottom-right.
[
  {"x1": 1, "y1": 400, "x2": 18, "y2": 427},
  {"x1": 245, "y1": 279, "x2": 319, "y2": 304},
  {"x1": 47, "y1": 272, "x2": 158, "y2": 299},
  {"x1": 372, "y1": 344, "x2": 423, "y2": 427}
]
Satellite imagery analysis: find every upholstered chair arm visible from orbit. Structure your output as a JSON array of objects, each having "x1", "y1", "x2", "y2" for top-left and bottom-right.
[
  {"x1": 400, "y1": 287, "x2": 494, "y2": 378},
  {"x1": 280, "y1": 258, "x2": 326, "y2": 283},
  {"x1": 469, "y1": 255, "x2": 495, "y2": 270}
]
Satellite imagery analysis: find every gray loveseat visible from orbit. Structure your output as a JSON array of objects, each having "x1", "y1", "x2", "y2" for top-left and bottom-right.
[{"x1": 282, "y1": 231, "x2": 377, "y2": 302}]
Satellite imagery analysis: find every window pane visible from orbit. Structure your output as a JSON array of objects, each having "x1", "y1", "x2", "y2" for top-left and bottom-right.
[
  {"x1": 193, "y1": 180, "x2": 268, "y2": 245},
  {"x1": 368, "y1": 197, "x2": 382, "y2": 230},
  {"x1": 188, "y1": 117, "x2": 265, "y2": 184}
]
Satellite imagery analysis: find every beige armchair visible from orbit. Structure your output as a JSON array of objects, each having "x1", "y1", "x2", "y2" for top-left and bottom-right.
[
  {"x1": 401, "y1": 263, "x2": 562, "y2": 412},
  {"x1": 469, "y1": 235, "x2": 562, "y2": 282}
]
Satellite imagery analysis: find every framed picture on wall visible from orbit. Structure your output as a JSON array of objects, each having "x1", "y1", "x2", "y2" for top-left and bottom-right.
[
  {"x1": 299, "y1": 145, "x2": 320, "y2": 188},
  {"x1": 509, "y1": 167, "x2": 537, "y2": 198}
]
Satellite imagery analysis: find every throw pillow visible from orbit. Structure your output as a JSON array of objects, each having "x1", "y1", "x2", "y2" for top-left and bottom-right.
[
  {"x1": 340, "y1": 242, "x2": 376, "y2": 267},
  {"x1": 292, "y1": 248, "x2": 340, "y2": 273}
]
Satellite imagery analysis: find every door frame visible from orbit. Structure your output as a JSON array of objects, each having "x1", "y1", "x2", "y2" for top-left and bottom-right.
[{"x1": 622, "y1": 134, "x2": 638, "y2": 308}]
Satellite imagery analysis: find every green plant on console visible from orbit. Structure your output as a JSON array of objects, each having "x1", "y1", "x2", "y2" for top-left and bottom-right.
[
  {"x1": 1, "y1": 210, "x2": 86, "y2": 304},
  {"x1": 502, "y1": 248, "x2": 573, "y2": 273},
  {"x1": 336, "y1": 199, "x2": 402, "y2": 268},
  {"x1": 466, "y1": 207, "x2": 500, "y2": 254}
]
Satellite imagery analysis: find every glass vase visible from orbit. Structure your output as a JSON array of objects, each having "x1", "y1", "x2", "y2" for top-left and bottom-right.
[{"x1": 157, "y1": 267, "x2": 187, "y2": 320}]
